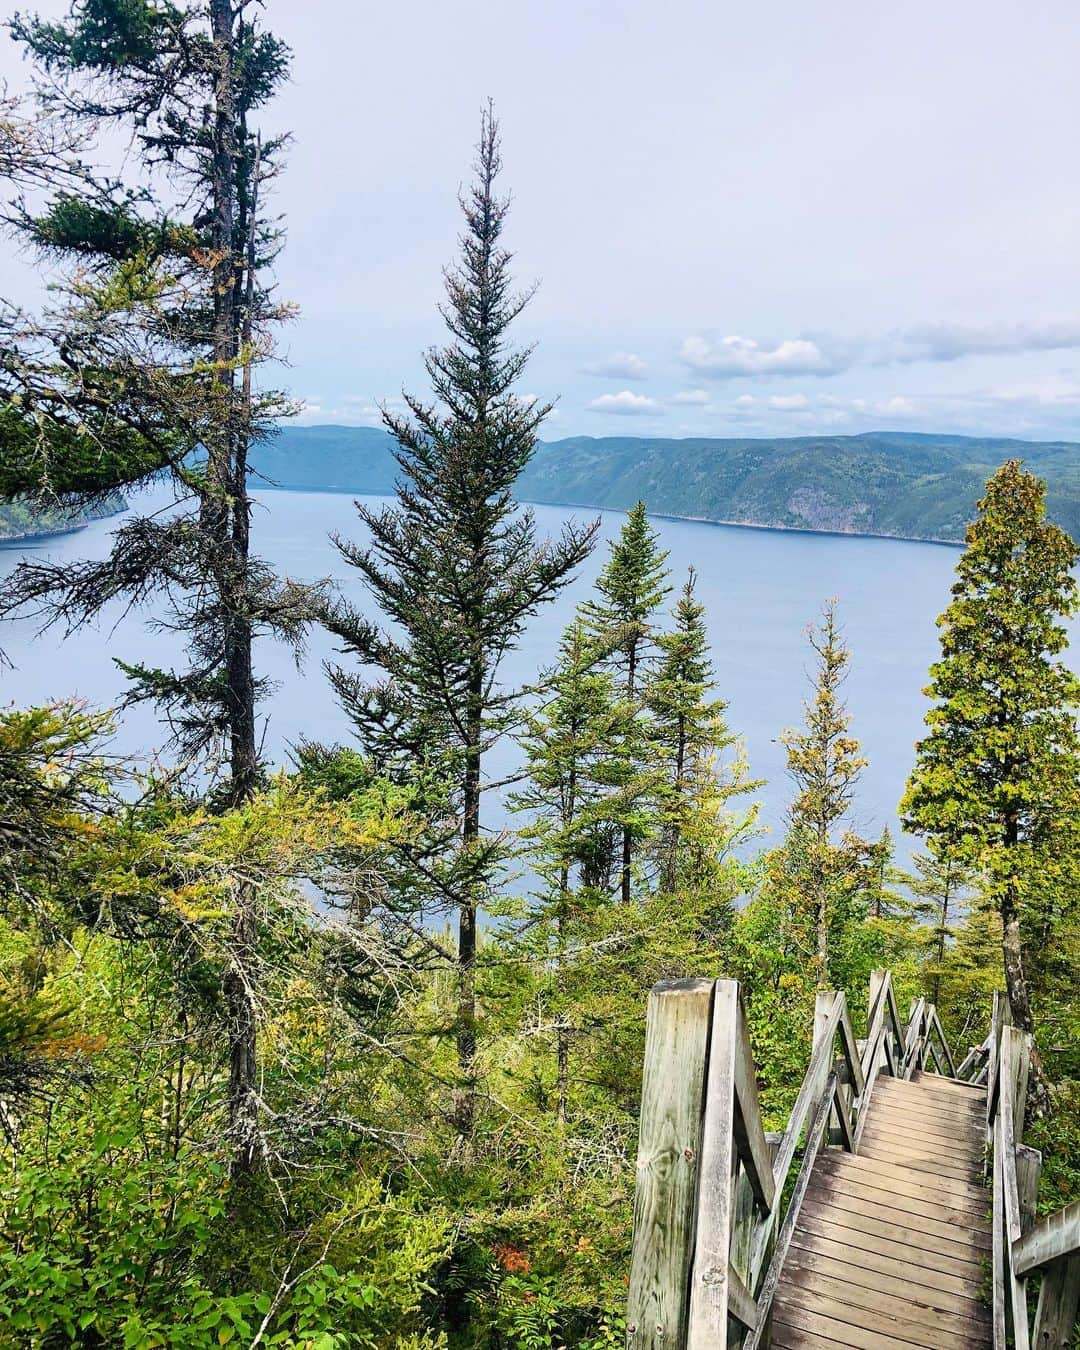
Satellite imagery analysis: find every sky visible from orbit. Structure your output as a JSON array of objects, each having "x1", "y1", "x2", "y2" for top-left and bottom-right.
[{"x1": 3, "y1": 0, "x2": 1080, "y2": 442}]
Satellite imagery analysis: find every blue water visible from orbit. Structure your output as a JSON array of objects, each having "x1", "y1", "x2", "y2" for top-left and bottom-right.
[{"x1": 2, "y1": 486, "x2": 1075, "y2": 854}]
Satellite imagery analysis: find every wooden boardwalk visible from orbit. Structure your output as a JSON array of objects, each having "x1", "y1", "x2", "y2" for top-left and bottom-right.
[
  {"x1": 771, "y1": 1071, "x2": 992, "y2": 1349},
  {"x1": 626, "y1": 974, "x2": 1080, "y2": 1350}
]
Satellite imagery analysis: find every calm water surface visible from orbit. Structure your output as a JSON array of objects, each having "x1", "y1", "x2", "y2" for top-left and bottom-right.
[{"x1": 3, "y1": 486, "x2": 1075, "y2": 855}]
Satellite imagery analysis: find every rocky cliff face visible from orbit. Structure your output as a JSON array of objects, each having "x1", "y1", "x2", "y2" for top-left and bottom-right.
[{"x1": 784, "y1": 487, "x2": 875, "y2": 534}]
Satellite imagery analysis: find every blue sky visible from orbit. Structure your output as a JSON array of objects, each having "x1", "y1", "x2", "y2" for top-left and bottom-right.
[{"x1": 4, "y1": 0, "x2": 1080, "y2": 441}]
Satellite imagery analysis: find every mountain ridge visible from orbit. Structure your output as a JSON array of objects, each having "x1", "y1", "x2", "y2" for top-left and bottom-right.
[{"x1": 249, "y1": 425, "x2": 1080, "y2": 544}]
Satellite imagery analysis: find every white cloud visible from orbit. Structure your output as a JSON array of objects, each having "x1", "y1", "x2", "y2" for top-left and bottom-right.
[
  {"x1": 585, "y1": 351, "x2": 649, "y2": 380},
  {"x1": 672, "y1": 389, "x2": 710, "y2": 404},
  {"x1": 680, "y1": 319, "x2": 1080, "y2": 382},
  {"x1": 587, "y1": 390, "x2": 663, "y2": 416},
  {"x1": 681, "y1": 334, "x2": 840, "y2": 379},
  {"x1": 768, "y1": 393, "x2": 811, "y2": 411},
  {"x1": 871, "y1": 320, "x2": 1080, "y2": 366}
]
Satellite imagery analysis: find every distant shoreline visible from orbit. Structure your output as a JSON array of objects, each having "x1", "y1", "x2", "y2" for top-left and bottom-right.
[
  {"x1": 0, "y1": 521, "x2": 89, "y2": 548},
  {"x1": 251, "y1": 480, "x2": 966, "y2": 549}
]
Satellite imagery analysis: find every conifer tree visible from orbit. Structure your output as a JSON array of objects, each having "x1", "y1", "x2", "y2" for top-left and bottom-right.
[
  {"x1": 780, "y1": 600, "x2": 870, "y2": 987},
  {"x1": 647, "y1": 567, "x2": 748, "y2": 890},
  {"x1": 324, "y1": 109, "x2": 596, "y2": 1130},
  {"x1": 902, "y1": 460, "x2": 1080, "y2": 1101},
  {"x1": 581, "y1": 502, "x2": 670, "y2": 901},
  {"x1": 0, "y1": 0, "x2": 299, "y2": 1175}
]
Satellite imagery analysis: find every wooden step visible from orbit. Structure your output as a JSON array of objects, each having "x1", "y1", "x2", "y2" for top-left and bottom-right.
[
  {"x1": 772, "y1": 1070, "x2": 992, "y2": 1349},
  {"x1": 800, "y1": 1188, "x2": 992, "y2": 1257}
]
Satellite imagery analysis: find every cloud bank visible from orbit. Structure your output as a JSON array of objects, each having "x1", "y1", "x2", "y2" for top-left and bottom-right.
[{"x1": 681, "y1": 320, "x2": 1080, "y2": 381}]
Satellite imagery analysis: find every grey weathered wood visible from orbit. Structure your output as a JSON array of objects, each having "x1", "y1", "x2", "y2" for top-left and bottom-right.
[
  {"x1": 627, "y1": 978, "x2": 714, "y2": 1350},
  {"x1": 626, "y1": 968, "x2": 1027, "y2": 1350},
  {"x1": 992, "y1": 1131, "x2": 1007, "y2": 1350},
  {"x1": 730, "y1": 989, "x2": 776, "y2": 1214},
  {"x1": 928, "y1": 1006, "x2": 958, "y2": 1076},
  {"x1": 687, "y1": 980, "x2": 742, "y2": 1348},
  {"x1": 1015, "y1": 1145, "x2": 1042, "y2": 1236},
  {"x1": 837, "y1": 998, "x2": 866, "y2": 1099},
  {"x1": 1032, "y1": 1251, "x2": 1080, "y2": 1350},
  {"x1": 747, "y1": 994, "x2": 846, "y2": 1282},
  {"x1": 901, "y1": 997, "x2": 927, "y2": 1077},
  {"x1": 997, "y1": 1026, "x2": 1031, "y2": 1350},
  {"x1": 725, "y1": 1262, "x2": 759, "y2": 1331},
  {"x1": 1013, "y1": 1199, "x2": 1080, "y2": 1278},
  {"x1": 956, "y1": 1040, "x2": 986, "y2": 1081},
  {"x1": 743, "y1": 1074, "x2": 840, "y2": 1350}
]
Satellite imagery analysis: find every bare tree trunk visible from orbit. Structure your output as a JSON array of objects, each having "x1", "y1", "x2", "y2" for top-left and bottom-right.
[
  {"x1": 208, "y1": 0, "x2": 261, "y2": 1172},
  {"x1": 454, "y1": 666, "x2": 484, "y2": 1134},
  {"x1": 814, "y1": 890, "x2": 829, "y2": 991},
  {"x1": 620, "y1": 639, "x2": 638, "y2": 904},
  {"x1": 932, "y1": 875, "x2": 950, "y2": 1006},
  {"x1": 1000, "y1": 880, "x2": 1051, "y2": 1114}
]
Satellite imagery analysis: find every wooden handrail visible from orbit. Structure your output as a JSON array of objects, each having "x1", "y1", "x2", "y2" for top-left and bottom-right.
[
  {"x1": 626, "y1": 969, "x2": 975, "y2": 1349},
  {"x1": 988, "y1": 1018, "x2": 1080, "y2": 1349},
  {"x1": 626, "y1": 970, "x2": 1080, "y2": 1349}
]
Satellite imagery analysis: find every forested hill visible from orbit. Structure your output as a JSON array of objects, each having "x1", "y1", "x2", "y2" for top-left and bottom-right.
[
  {"x1": 0, "y1": 494, "x2": 127, "y2": 544},
  {"x1": 253, "y1": 426, "x2": 1080, "y2": 543}
]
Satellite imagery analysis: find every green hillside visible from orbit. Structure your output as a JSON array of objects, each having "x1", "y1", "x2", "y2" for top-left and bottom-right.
[
  {"x1": 253, "y1": 426, "x2": 1080, "y2": 543},
  {"x1": 0, "y1": 493, "x2": 127, "y2": 544}
]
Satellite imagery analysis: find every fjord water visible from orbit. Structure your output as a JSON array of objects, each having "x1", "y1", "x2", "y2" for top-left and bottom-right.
[{"x1": 2, "y1": 486, "x2": 1075, "y2": 852}]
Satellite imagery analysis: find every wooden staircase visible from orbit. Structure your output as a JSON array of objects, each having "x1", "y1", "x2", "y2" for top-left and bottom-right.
[
  {"x1": 625, "y1": 971, "x2": 1080, "y2": 1350},
  {"x1": 771, "y1": 1071, "x2": 992, "y2": 1348}
]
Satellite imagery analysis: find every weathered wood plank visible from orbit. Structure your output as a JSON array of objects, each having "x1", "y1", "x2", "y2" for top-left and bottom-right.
[
  {"x1": 801, "y1": 1188, "x2": 992, "y2": 1257},
  {"x1": 808, "y1": 1164, "x2": 993, "y2": 1235},
  {"x1": 859, "y1": 1117, "x2": 984, "y2": 1157},
  {"x1": 725, "y1": 1261, "x2": 759, "y2": 1331},
  {"x1": 686, "y1": 981, "x2": 747, "y2": 1347},
  {"x1": 1015, "y1": 1144, "x2": 1042, "y2": 1236},
  {"x1": 858, "y1": 1128, "x2": 982, "y2": 1171},
  {"x1": 790, "y1": 1216, "x2": 988, "y2": 1292},
  {"x1": 991, "y1": 1121, "x2": 1007, "y2": 1350},
  {"x1": 929, "y1": 1006, "x2": 958, "y2": 1077},
  {"x1": 742, "y1": 1074, "x2": 838, "y2": 1350},
  {"x1": 876, "y1": 1073, "x2": 986, "y2": 1111},
  {"x1": 626, "y1": 978, "x2": 714, "y2": 1350},
  {"x1": 781, "y1": 1240, "x2": 990, "y2": 1317},
  {"x1": 856, "y1": 1138, "x2": 982, "y2": 1183},
  {"x1": 815, "y1": 1150, "x2": 990, "y2": 1213},
  {"x1": 1013, "y1": 1198, "x2": 1080, "y2": 1278},
  {"x1": 874, "y1": 1096, "x2": 987, "y2": 1130},
  {"x1": 775, "y1": 1266, "x2": 986, "y2": 1348},
  {"x1": 1032, "y1": 1251, "x2": 1080, "y2": 1350},
  {"x1": 863, "y1": 1094, "x2": 986, "y2": 1130},
  {"x1": 769, "y1": 1296, "x2": 967, "y2": 1350},
  {"x1": 729, "y1": 985, "x2": 776, "y2": 1214},
  {"x1": 770, "y1": 1322, "x2": 854, "y2": 1350}
]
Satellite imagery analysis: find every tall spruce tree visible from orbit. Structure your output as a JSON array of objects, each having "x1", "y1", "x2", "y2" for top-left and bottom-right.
[
  {"x1": 0, "y1": 0, "x2": 299, "y2": 1174},
  {"x1": 324, "y1": 109, "x2": 596, "y2": 1131},
  {"x1": 780, "y1": 599, "x2": 870, "y2": 987},
  {"x1": 902, "y1": 460, "x2": 1080, "y2": 1104},
  {"x1": 581, "y1": 501, "x2": 670, "y2": 901},
  {"x1": 646, "y1": 567, "x2": 750, "y2": 890}
]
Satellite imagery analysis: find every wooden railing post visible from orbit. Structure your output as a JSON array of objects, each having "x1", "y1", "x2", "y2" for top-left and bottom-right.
[
  {"x1": 1033, "y1": 1254, "x2": 1080, "y2": 1350},
  {"x1": 1013, "y1": 1197, "x2": 1080, "y2": 1348},
  {"x1": 688, "y1": 981, "x2": 772, "y2": 1347},
  {"x1": 627, "y1": 978, "x2": 715, "y2": 1350}
]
